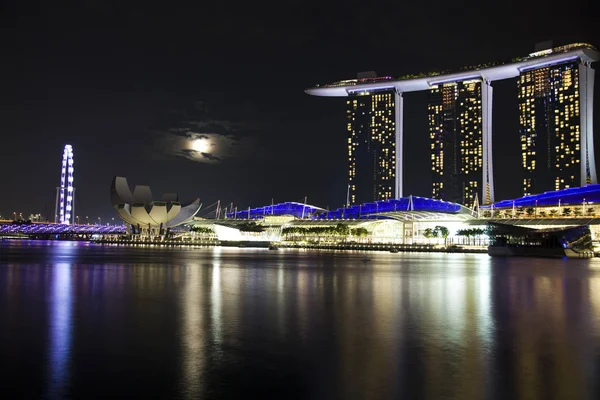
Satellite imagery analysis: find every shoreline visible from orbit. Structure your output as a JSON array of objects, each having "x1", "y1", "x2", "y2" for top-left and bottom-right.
[
  {"x1": 90, "y1": 239, "x2": 488, "y2": 253},
  {"x1": 4, "y1": 238, "x2": 599, "y2": 257},
  {"x1": 3, "y1": 237, "x2": 486, "y2": 253}
]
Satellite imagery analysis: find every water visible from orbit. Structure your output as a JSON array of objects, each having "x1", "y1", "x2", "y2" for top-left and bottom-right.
[{"x1": 1, "y1": 240, "x2": 600, "y2": 399}]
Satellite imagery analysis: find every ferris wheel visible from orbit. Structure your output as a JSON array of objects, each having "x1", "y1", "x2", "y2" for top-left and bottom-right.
[{"x1": 56, "y1": 145, "x2": 75, "y2": 224}]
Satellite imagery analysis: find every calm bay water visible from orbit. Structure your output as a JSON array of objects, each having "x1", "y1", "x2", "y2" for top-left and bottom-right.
[{"x1": 1, "y1": 240, "x2": 600, "y2": 399}]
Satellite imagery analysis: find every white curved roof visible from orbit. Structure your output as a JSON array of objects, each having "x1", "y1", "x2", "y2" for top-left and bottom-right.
[
  {"x1": 306, "y1": 45, "x2": 599, "y2": 97},
  {"x1": 110, "y1": 176, "x2": 201, "y2": 228}
]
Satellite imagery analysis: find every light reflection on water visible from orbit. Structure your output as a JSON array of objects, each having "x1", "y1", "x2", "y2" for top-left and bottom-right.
[
  {"x1": 47, "y1": 260, "x2": 72, "y2": 398},
  {"x1": 181, "y1": 263, "x2": 205, "y2": 399},
  {"x1": 1, "y1": 240, "x2": 600, "y2": 399},
  {"x1": 42, "y1": 242, "x2": 75, "y2": 399}
]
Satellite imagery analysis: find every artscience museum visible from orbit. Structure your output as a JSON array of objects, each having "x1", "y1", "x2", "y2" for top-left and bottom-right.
[{"x1": 110, "y1": 176, "x2": 201, "y2": 237}]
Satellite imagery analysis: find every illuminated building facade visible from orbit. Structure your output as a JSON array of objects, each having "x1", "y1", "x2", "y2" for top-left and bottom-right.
[
  {"x1": 429, "y1": 80, "x2": 483, "y2": 206},
  {"x1": 346, "y1": 90, "x2": 396, "y2": 204},
  {"x1": 307, "y1": 43, "x2": 598, "y2": 206},
  {"x1": 519, "y1": 61, "x2": 597, "y2": 195}
]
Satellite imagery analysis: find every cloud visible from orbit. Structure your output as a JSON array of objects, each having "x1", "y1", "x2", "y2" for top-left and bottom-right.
[
  {"x1": 150, "y1": 113, "x2": 258, "y2": 164},
  {"x1": 147, "y1": 100, "x2": 264, "y2": 164}
]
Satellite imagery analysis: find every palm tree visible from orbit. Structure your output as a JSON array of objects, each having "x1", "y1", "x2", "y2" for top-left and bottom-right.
[
  {"x1": 459, "y1": 229, "x2": 466, "y2": 244},
  {"x1": 423, "y1": 228, "x2": 435, "y2": 244},
  {"x1": 434, "y1": 226, "x2": 449, "y2": 246}
]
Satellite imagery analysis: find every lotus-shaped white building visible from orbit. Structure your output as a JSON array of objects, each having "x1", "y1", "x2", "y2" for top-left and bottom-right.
[{"x1": 111, "y1": 176, "x2": 201, "y2": 236}]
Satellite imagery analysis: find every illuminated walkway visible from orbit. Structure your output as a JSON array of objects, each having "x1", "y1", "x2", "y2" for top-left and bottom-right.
[{"x1": 0, "y1": 222, "x2": 125, "y2": 236}]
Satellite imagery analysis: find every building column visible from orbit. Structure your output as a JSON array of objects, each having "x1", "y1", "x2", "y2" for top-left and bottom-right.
[
  {"x1": 579, "y1": 63, "x2": 597, "y2": 185},
  {"x1": 481, "y1": 80, "x2": 495, "y2": 204},
  {"x1": 394, "y1": 91, "x2": 404, "y2": 199}
]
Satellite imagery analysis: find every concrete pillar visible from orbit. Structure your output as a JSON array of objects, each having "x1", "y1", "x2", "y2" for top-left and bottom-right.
[
  {"x1": 481, "y1": 80, "x2": 495, "y2": 204},
  {"x1": 394, "y1": 91, "x2": 404, "y2": 199},
  {"x1": 579, "y1": 63, "x2": 597, "y2": 185}
]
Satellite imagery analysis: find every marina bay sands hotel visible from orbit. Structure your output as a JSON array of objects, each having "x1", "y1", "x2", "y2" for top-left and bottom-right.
[{"x1": 306, "y1": 43, "x2": 599, "y2": 207}]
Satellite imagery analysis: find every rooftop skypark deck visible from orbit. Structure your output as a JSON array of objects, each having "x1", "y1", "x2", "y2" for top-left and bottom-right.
[{"x1": 307, "y1": 43, "x2": 599, "y2": 96}]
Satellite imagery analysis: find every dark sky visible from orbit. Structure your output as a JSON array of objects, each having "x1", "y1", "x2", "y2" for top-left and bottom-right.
[{"x1": 0, "y1": 0, "x2": 597, "y2": 221}]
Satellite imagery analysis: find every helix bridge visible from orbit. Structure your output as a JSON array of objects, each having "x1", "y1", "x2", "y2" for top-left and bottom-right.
[{"x1": 0, "y1": 223, "x2": 126, "y2": 238}]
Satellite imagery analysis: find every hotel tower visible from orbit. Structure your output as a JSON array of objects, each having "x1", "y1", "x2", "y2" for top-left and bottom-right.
[
  {"x1": 519, "y1": 60, "x2": 596, "y2": 195},
  {"x1": 346, "y1": 84, "x2": 396, "y2": 205},
  {"x1": 429, "y1": 80, "x2": 483, "y2": 206},
  {"x1": 307, "y1": 43, "x2": 598, "y2": 206}
]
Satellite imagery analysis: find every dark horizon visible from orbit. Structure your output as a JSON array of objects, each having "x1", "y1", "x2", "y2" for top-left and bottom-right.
[{"x1": 1, "y1": 0, "x2": 598, "y2": 222}]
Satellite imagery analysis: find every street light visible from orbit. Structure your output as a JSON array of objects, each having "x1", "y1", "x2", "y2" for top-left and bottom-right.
[
  {"x1": 86, "y1": 216, "x2": 89, "y2": 225},
  {"x1": 98, "y1": 217, "x2": 101, "y2": 225},
  {"x1": 76, "y1": 215, "x2": 80, "y2": 225}
]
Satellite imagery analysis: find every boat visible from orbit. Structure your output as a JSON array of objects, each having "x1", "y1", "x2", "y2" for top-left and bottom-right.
[
  {"x1": 389, "y1": 248, "x2": 399, "y2": 253},
  {"x1": 487, "y1": 223, "x2": 595, "y2": 258},
  {"x1": 268, "y1": 243, "x2": 279, "y2": 250}
]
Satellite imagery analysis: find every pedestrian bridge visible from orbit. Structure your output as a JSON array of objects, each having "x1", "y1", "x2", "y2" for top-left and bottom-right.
[{"x1": 0, "y1": 222, "x2": 125, "y2": 237}]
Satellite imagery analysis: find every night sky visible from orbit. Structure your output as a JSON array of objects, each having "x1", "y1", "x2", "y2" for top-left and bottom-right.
[{"x1": 0, "y1": 0, "x2": 597, "y2": 221}]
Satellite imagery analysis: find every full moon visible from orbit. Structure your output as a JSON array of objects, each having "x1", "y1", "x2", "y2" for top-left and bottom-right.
[{"x1": 190, "y1": 138, "x2": 211, "y2": 153}]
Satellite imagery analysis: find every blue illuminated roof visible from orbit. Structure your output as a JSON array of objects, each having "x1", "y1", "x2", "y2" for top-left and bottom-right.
[
  {"x1": 315, "y1": 196, "x2": 463, "y2": 219},
  {"x1": 484, "y1": 185, "x2": 600, "y2": 208},
  {"x1": 225, "y1": 197, "x2": 464, "y2": 221},
  {"x1": 225, "y1": 202, "x2": 325, "y2": 219}
]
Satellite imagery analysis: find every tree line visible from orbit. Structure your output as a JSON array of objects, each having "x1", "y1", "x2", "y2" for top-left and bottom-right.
[
  {"x1": 282, "y1": 224, "x2": 369, "y2": 238},
  {"x1": 483, "y1": 206, "x2": 595, "y2": 219}
]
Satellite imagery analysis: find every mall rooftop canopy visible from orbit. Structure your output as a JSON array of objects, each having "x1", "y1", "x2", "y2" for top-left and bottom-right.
[
  {"x1": 226, "y1": 202, "x2": 326, "y2": 219},
  {"x1": 315, "y1": 196, "x2": 470, "y2": 220},
  {"x1": 224, "y1": 197, "x2": 470, "y2": 221},
  {"x1": 483, "y1": 184, "x2": 600, "y2": 209}
]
